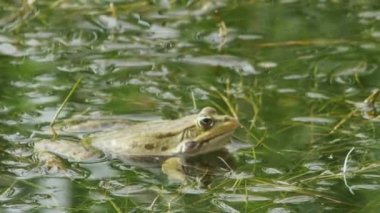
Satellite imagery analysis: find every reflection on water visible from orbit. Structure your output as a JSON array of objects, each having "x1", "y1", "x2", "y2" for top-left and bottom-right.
[
  {"x1": 0, "y1": 0, "x2": 380, "y2": 212},
  {"x1": 35, "y1": 178, "x2": 72, "y2": 210}
]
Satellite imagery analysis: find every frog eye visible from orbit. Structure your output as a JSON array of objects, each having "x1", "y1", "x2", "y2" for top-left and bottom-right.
[{"x1": 197, "y1": 115, "x2": 214, "y2": 129}]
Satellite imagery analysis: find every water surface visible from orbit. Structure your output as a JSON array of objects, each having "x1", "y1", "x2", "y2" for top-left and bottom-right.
[{"x1": 1, "y1": 0, "x2": 380, "y2": 212}]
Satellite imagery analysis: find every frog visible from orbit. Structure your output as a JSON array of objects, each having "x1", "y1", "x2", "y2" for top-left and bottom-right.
[{"x1": 34, "y1": 106, "x2": 239, "y2": 182}]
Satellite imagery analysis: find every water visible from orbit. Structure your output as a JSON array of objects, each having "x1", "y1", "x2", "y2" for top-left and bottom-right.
[{"x1": 1, "y1": 0, "x2": 380, "y2": 212}]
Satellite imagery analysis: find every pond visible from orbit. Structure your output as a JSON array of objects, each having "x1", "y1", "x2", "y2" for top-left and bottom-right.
[{"x1": 1, "y1": 0, "x2": 380, "y2": 212}]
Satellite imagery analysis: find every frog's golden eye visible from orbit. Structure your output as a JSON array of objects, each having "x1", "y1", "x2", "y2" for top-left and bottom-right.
[{"x1": 197, "y1": 115, "x2": 214, "y2": 129}]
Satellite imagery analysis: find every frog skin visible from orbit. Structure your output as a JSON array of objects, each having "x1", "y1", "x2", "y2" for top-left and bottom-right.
[{"x1": 34, "y1": 107, "x2": 239, "y2": 181}]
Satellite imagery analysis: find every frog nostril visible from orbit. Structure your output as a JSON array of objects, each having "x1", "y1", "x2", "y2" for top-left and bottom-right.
[
  {"x1": 224, "y1": 116, "x2": 239, "y2": 125},
  {"x1": 224, "y1": 116, "x2": 235, "y2": 122}
]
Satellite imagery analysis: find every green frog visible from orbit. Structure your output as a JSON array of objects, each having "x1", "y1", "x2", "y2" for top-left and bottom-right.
[{"x1": 34, "y1": 107, "x2": 239, "y2": 182}]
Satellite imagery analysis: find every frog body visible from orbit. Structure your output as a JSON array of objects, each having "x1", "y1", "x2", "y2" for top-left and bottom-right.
[{"x1": 34, "y1": 107, "x2": 239, "y2": 181}]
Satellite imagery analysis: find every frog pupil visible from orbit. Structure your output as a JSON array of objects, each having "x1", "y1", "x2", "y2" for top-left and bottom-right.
[{"x1": 200, "y1": 117, "x2": 213, "y2": 128}]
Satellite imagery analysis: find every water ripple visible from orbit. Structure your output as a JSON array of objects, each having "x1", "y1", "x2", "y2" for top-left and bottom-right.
[
  {"x1": 292, "y1": 117, "x2": 335, "y2": 124},
  {"x1": 177, "y1": 55, "x2": 258, "y2": 75}
]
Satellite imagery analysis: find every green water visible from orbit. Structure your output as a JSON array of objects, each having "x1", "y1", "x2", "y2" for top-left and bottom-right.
[{"x1": 1, "y1": 0, "x2": 380, "y2": 212}]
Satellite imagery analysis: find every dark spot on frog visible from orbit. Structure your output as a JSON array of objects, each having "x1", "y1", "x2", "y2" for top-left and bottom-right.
[
  {"x1": 161, "y1": 146, "x2": 168, "y2": 151},
  {"x1": 184, "y1": 141, "x2": 199, "y2": 152},
  {"x1": 144, "y1": 144, "x2": 155, "y2": 150}
]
